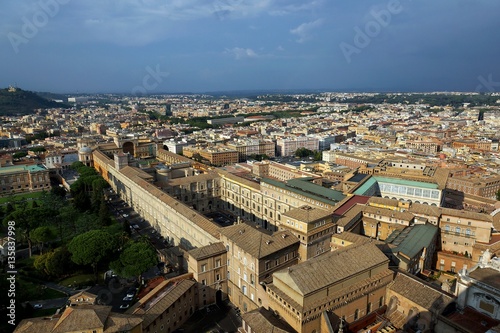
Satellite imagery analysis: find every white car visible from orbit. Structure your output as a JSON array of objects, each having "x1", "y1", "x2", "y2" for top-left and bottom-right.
[
  {"x1": 131, "y1": 224, "x2": 140, "y2": 230},
  {"x1": 119, "y1": 303, "x2": 130, "y2": 309},
  {"x1": 33, "y1": 304, "x2": 43, "y2": 309},
  {"x1": 123, "y1": 214, "x2": 129, "y2": 218}
]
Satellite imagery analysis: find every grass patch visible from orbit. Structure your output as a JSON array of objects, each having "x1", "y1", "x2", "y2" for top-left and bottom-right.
[
  {"x1": 58, "y1": 273, "x2": 99, "y2": 288},
  {"x1": 18, "y1": 278, "x2": 66, "y2": 301},
  {"x1": 0, "y1": 191, "x2": 44, "y2": 204}
]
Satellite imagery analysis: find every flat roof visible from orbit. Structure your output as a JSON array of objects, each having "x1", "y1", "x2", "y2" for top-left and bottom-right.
[
  {"x1": 0, "y1": 164, "x2": 46, "y2": 175},
  {"x1": 374, "y1": 176, "x2": 439, "y2": 189},
  {"x1": 353, "y1": 177, "x2": 378, "y2": 195},
  {"x1": 262, "y1": 177, "x2": 345, "y2": 205}
]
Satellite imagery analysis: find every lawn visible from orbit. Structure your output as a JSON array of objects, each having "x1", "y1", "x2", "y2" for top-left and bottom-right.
[
  {"x1": 0, "y1": 191, "x2": 44, "y2": 205},
  {"x1": 59, "y1": 273, "x2": 100, "y2": 288},
  {"x1": 18, "y1": 278, "x2": 66, "y2": 301}
]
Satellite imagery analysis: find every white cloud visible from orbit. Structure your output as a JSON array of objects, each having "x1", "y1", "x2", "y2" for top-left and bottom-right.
[
  {"x1": 225, "y1": 47, "x2": 259, "y2": 59},
  {"x1": 290, "y1": 18, "x2": 324, "y2": 43}
]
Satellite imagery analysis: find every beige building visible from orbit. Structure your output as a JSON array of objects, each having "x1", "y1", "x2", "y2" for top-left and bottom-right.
[
  {"x1": 266, "y1": 242, "x2": 394, "y2": 333},
  {"x1": 361, "y1": 205, "x2": 415, "y2": 241},
  {"x1": 187, "y1": 242, "x2": 228, "y2": 307},
  {"x1": 219, "y1": 224, "x2": 300, "y2": 313},
  {"x1": 128, "y1": 277, "x2": 196, "y2": 333},
  {"x1": 0, "y1": 164, "x2": 50, "y2": 197},
  {"x1": 386, "y1": 272, "x2": 454, "y2": 332},
  {"x1": 226, "y1": 139, "x2": 276, "y2": 161},
  {"x1": 280, "y1": 205, "x2": 335, "y2": 261}
]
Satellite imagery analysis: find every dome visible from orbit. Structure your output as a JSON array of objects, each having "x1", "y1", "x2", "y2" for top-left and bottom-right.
[{"x1": 79, "y1": 146, "x2": 92, "y2": 154}]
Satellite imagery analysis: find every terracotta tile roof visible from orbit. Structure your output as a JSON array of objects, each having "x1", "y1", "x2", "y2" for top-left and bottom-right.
[
  {"x1": 408, "y1": 202, "x2": 442, "y2": 217},
  {"x1": 241, "y1": 307, "x2": 296, "y2": 333},
  {"x1": 15, "y1": 305, "x2": 143, "y2": 333},
  {"x1": 468, "y1": 267, "x2": 500, "y2": 290},
  {"x1": 367, "y1": 196, "x2": 399, "y2": 208},
  {"x1": 332, "y1": 231, "x2": 385, "y2": 246},
  {"x1": 336, "y1": 204, "x2": 364, "y2": 228},
  {"x1": 103, "y1": 313, "x2": 144, "y2": 332},
  {"x1": 272, "y1": 242, "x2": 389, "y2": 296},
  {"x1": 131, "y1": 279, "x2": 196, "y2": 328},
  {"x1": 132, "y1": 176, "x2": 221, "y2": 240},
  {"x1": 188, "y1": 242, "x2": 226, "y2": 260},
  {"x1": 219, "y1": 224, "x2": 299, "y2": 259},
  {"x1": 283, "y1": 205, "x2": 332, "y2": 223},
  {"x1": 388, "y1": 273, "x2": 453, "y2": 310},
  {"x1": 363, "y1": 205, "x2": 414, "y2": 221},
  {"x1": 52, "y1": 305, "x2": 111, "y2": 332},
  {"x1": 217, "y1": 168, "x2": 260, "y2": 190},
  {"x1": 165, "y1": 172, "x2": 219, "y2": 186}
]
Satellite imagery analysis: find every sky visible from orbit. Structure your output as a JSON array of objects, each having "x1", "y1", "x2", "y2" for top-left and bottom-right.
[{"x1": 1, "y1": 0, "x2": 500, "y2": 94}]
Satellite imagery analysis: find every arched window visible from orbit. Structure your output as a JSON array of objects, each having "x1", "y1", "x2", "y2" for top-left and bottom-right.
[
  {"x1": 456, "y1": 227, "x2": 461, "y2": 234},
  {"x1": 466, "y1": 228, "x2": 471, "y2": 235},
  {"x1": 445, "y1": 225, "x2": 450, "y2": 232}
]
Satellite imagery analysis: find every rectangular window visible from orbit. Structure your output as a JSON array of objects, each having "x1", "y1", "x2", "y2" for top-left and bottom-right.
[{"x1": 201, "y1": 264, "x2": 207, "y2": 272}]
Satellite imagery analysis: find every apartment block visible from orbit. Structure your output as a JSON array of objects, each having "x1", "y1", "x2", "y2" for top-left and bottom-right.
[
  {"x1": 219, "y1": 224, "x2": 300, "y2": 313},
  {"x1": 187, "y1": 242, "x2": 228, "y2": 307}
]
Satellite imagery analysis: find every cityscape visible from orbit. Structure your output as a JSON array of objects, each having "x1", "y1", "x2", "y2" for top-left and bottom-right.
[
  {"x1": 2, "y1": 1, "x2": 500, "y2": 333},
  {"x1": 0, "y1": 88, "x2": 499, "y2": 333}
]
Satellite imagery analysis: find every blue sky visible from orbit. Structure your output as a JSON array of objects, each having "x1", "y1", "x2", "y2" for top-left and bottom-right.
[{"x1": 1, "y1": 0, "x2": 499, "y2": 94}]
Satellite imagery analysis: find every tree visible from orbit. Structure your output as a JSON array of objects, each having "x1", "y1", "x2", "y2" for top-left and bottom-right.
[
  {"x1": 4, "y1": 209, "x2": 40, "y2": 257},
  {"x1": 496, "y1": 189, "x2": 500, "y2": 201},
  {"x1": 68, "y1": 230, "x2": 118, "y2": 281},
  {"x1": 110, "y1": 241, "x2": 158, "y2": 278},
  {"x1": 50, "y1": 185, "x2": 67, "y2": 198},
  {"x1": 30, "y1": 226, "x2": 56, "y2": 254},
  {"x1": 33, "y1": 247, "x2": 74, "y2": 277},
  {"x1": 45, "y1": 247, "x2": 74, "y2": 277},
  {"x1": 98, "y1": 198, "x2": 111, "y2": 226},
  {"x1": 295, "y1": 147, "x2": 314, "y2": 158}
]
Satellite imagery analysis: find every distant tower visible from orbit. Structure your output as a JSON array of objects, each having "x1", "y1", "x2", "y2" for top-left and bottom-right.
[
  {"x1": 165, "y1": 103, "x2": 172, "y2": 117},
  {"x1": 478, "y1": 110, "x2": 485, "y2": 121}
]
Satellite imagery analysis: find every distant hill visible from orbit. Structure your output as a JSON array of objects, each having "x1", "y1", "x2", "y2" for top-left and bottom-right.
[{"x1": 0, "y1": 87, "x2": 67, "y2": 115}]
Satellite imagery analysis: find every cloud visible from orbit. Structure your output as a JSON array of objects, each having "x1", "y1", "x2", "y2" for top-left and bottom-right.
[
  {"x1": 290, "y1": 18, "x2": 324, "y2": 43},
  {"x1": 225, "y1": 47, "x2": 259, "y2": 59}
]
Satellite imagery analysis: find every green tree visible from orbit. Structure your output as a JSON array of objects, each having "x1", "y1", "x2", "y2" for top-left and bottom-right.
[
  {"x1": 73, "y1": 190, "x2": 91, "y2": 212},
  {"x1": 98, "y1": 198, "x2": 111, "y2": 226},
  {"x1": 313, "y1": 151, "x2": 322, "y2": 161},
  {"x1": 34, "y1": 252, "x2": 51, "y2": 276},
  {"x1": 30, "y1": 226, "x2": 56, "y2": 254},
  {"x1": 12, "y1": 151, "x2": 27, "y2": 159},
  {"x1": 68, "y1": 229, "x2": 118, "y2": 281},
  {"x1": 496, "y1": 189, "x2": 500, "y2": 201},
  {"x1": 45, "y1": 247, "x2": 74, "y2": 277},
  {"x1": 295, "y1": 147, "x2": 314, "y2": 158},
  {"x1": 50, "y1": 185, "x2": 67, "y2": 198},
  {"x1": 110, "y1": 241, "x2": 158, "y2": 278},
  {"x1": 3, "y1": 209, "x2": 41, "y2": 257}
]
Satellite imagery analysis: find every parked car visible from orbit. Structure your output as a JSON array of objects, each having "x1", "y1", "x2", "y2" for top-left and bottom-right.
[
  {"x1": 33, "y1": 304, "x2": 43, "y2": 309},
  {"x1": 119, "y1": 303, "x2": 130, "y2": 309}
]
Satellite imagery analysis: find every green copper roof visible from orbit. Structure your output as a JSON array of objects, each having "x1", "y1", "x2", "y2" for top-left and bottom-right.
[
  {"x1": 0, "y1": 164, "x2": 46, "y2": 175},
  {"x1": 387, "y1": 224, "x2": 438, "y2": 259},
  {"x1": 353, "y1": 177, "x2": 378, "y2": 195},
  {"x1": 374, "y1": 176, "x2": 438, "y2": 189},
  {"x1": 262, "y1": 177, "x2": 345, "y2": 205}
]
